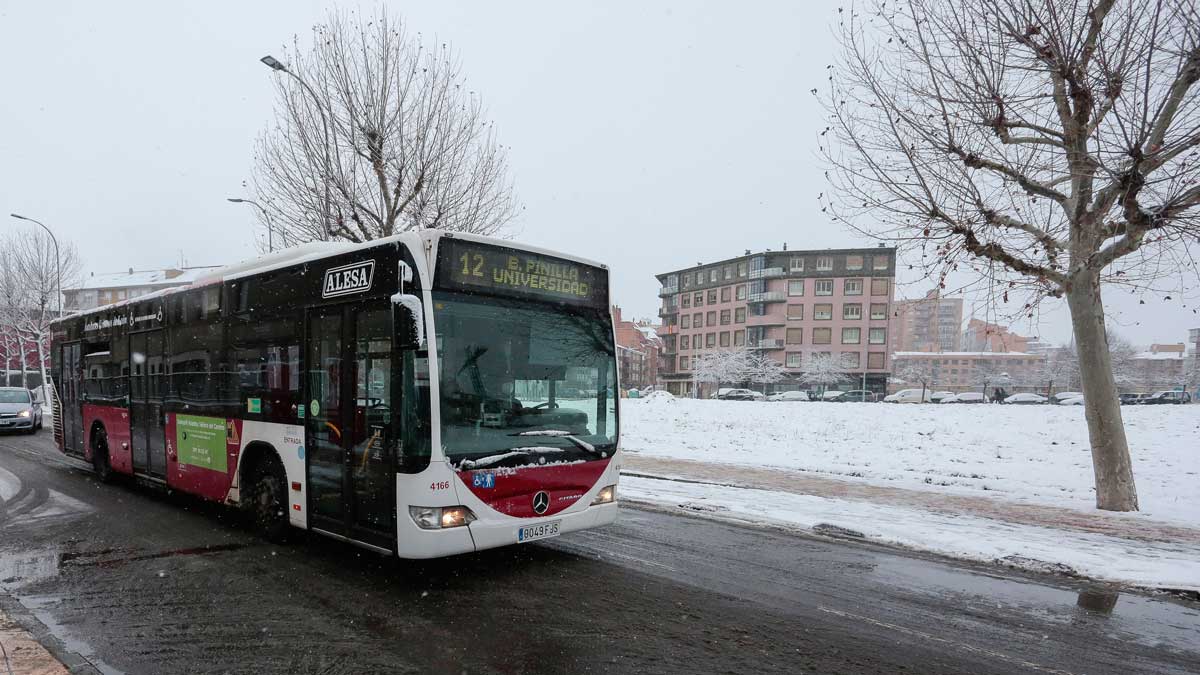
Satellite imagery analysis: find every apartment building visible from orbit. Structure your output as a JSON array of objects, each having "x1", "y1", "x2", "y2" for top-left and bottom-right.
[
  {"x1": 1130, "y1": 343, "x2": 1187, "y2": 391},
  {"x1": 889, "y1": 288, "x2": 963, "y2": 353},
  {"x1": 656, "y1": 245, "x2": 897, "y2": 396},
  {"x1": 62, "y1": 267, "x2": 221, "y2": 312},
  {"x1": 891, "y1": 351, "x2": 1045, "y2": 394},
  {"x1": 962, "y1": 318, "x2": 1034, "y2": 353},
  {"x1": 613, "y1": 306, "x2": 663, "y2": 390}
]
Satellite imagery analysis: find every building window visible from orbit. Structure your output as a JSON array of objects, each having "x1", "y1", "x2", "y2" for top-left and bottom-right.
[
  {"x1": 737, "y1": 262, "x2": 747, "y2": 277},
  {"x1": 869, "y1": 327, "x2": 886, "y2": 344},
  {"x1": 815, "y1": 280, "x2": 834, "y2": 296},
  {"x1": 867, "y1": 352, "x2": 885, "y2": 369},
  {"x1": 843, "y1": 303, "x2": 862, "y2": 320},
  {"x1": 681, "y1": 335, "x2": 690, "y2": 349},
  {"x1": 706, "y1": 333, "x2": 717, "y2": 347},
  {"x1": 721, "y1": 286, "x2": 732, "y2": 302},
  {"x1": 724, "y1": 266, "x2": 733, "y2": 280},
  {"x1": 844, "y1": 279, "x2": 863, "y2": 295},
  {"x1": 846, "y1": 255, "x2": 863, "y2": 271},
  {"x1": 735, "y1": 307, "x2": 746, "y2": 323},
  {"x1": 706, "y1": 311, "x2": 717, "y2": 326},
  {"x1": 720, "y1": 310, "x2": 731, "y2": 325},
  {"x1": 788, "y1": 280, "x2": 805, "y2": 296},
  {"x1": 842, "y1": 327, "x2": 861, "y2": 344},
  {"x1": 709, "y1": 268, "x2": 718, "y2": 282},
  {"x1": 681, "y1": 295, "x2": 691, "y2": 309},
  {"x1": 736, "y1": 284, "x2": 747, "y2": 300},
  {"x1": 693, "y1": 312, "x2": 703, "y2": 327},
  {"x1": 720, "y1": 332, "x2": 731, "y2": 347},
  {"x1": 708, "y1": 290, "x2": 718, "y2": 304},
  {"x1": 841, "y1": 351, "x2": 861, "y2": 369},
  {"x1": 816, "y1": 257, "x2": 833, "y2": 271},
  {"x1": 680, "y1": 356, "x2": 689, "y2": 370},
  {"x1": 874, "y1": 255, "x2": 889, "y2": 270},
  {"x1": 786, "y1": 328, "x2": 803, "y2": 345},
  {"x1": 870, "y1": 303, "x2": 887, "y2": 320},
  {"x1": 681, "y1": 315, "x2": 691, "y2": 329},
  {"x1": 786, "y1": 352, "x2": 803, "y2": 368},
  {"x1": 813, "y1": 328, "x2": 832, "y2": 344},
  {"x1": 789, "y1": 257, "x2": 804, "y2": 272},
  {"x1": 814, "y1": 304, "x2": 833, "y2": 320},
  {"x1": 682, "y1": 274, "x2": 692, "y2": 288},
  {"x1": 787, "y1": 304, "x2": 804, "y2": 320},
  {"x1": 871, "y1": 278, "x2": 889, "y2": 296},
  {"x1": 694, "y1": 292, "x2": 704, "y2": 306},
  {"x1": 734, "y1": 330, "x2": 745, "y2": 346}
]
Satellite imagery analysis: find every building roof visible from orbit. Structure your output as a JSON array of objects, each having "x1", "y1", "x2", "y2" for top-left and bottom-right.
[
  {"x1": 64, "y1": 267, "x2": 222, "y2": 292},
  {"x1": 1134, "y1": 351, "x2": 1184, "y2": 360},
  {"x1": 655, "y1": 245, "x2": 895, "y2": 281},
  {"x1": 893, "y1": 351, "x2": 1036, "y2": 357}
]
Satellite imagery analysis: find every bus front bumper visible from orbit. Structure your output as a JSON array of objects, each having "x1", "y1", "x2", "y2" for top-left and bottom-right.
[{"x1": 395, "y1": 501, "x2": 619, "y2": 559}]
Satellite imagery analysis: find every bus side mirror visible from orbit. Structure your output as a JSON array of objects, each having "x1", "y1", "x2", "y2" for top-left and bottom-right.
[{"x1": 392, "y1": 293, "x2": 424, "y2": 350}]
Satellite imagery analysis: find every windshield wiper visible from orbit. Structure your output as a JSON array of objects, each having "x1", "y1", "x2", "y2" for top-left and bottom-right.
[
  {"x1": 511, "y1": 429, "x2": 608, "y2": 458},
  {"x1": 457, "y1": 446, "x2": 567, "y2": 470}
]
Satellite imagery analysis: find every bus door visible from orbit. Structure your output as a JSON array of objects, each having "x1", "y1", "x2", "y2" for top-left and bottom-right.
[
  {"x1": 60, "y1": 342, "x2": 84, "y2": 455},
  {"x1": 129, "y1": 330, "x2": 167, "y2": 477},
  {"x1": 305, "y1": 303, "x2": 397, "y2": 551}
]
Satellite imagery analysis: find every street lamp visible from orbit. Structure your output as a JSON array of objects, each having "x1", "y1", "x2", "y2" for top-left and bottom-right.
[
  {"x1": 260, "y1": 54, "x2": 332, "y2": 241},
  {"x1": 227, "y1": 197, "x2": 282, "y2": 252},
  {"x1": 9, "y1": 213, "x2": 62, "y2": 317}
]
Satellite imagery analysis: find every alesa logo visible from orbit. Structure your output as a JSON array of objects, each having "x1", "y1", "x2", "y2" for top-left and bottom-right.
[{"x1": 322, "y1": 260, "x2": 376, "y2": 298}]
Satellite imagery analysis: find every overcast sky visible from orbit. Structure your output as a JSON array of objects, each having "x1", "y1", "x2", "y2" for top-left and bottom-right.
[{"x1": 1, "y1": 0, "x2": 1195, "y2": 347}]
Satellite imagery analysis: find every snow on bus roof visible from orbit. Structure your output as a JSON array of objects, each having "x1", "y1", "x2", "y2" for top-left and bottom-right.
[{"x1": 193, "y1": 241, "x2": 358, "y2": 284}]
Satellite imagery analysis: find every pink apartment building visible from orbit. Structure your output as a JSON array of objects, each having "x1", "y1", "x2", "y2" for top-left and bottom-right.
[{"x1": 656, "y1": 245, "x2": 897, "y2": 396}]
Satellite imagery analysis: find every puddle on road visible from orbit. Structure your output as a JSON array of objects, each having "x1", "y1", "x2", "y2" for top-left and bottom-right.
[
  {"x1": 0, "y1": 547, "x2": 60, "y2": 589},
  {"x1": 23, "y1": 593, "x2": 125, "y2": 675}
]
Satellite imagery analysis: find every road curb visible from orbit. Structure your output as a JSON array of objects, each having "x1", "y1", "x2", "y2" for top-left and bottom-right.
[{"x1": 0, "y1": 592, "x2": 99, "y2": 674}]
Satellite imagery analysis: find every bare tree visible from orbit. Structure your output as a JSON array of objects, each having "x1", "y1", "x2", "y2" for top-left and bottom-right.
[
  {"x1": 1036, "y1": 345, "x2": 1081, "y2": 395},
  {"x1": 894, "y1": 359, "x2": 936, "y2": 399},
  {"x1": 745, "y1": 350, "x2": 787, "y2": 390},
  {"x1": 801, "y1": 353, "x2": 853, "y2": 396},
  {"x1": 822, "y1": 0, "x2": 1200, "y2": 511},
  {"x1": 253, "y1": 8, "x2": 520, "y2": 246},
  {"x1": 692, "y1": 349, "x2": 753, "y2": 392}
]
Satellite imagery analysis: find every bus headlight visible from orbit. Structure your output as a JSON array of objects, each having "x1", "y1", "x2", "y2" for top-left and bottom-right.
[
  {"x1": 409, "y1": 506, "x2": 475, "y2": 530},
  {"x1": 591, "y1": 485, "x2": 616, "y2": 505}
]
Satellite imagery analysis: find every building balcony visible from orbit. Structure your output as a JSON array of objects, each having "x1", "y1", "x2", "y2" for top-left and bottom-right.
[
  {"x1": 748, "y1": 291, "x2": 786, "y2": 303},
  {"x1": 748, "y1": 267, "x2": 784, "y2": 280},
  {"x1": 746, "y1": 314, "x2": 785, "y2": 327},
  {"x1": 658, "y1": 307, "x2": 678, "y2": 318},
  {"x1": 658, "y1": 286, "x2": 679, "y2": 297},
  {"x1": 748, "y1": 338, "x2": 785, "y2": 350}
]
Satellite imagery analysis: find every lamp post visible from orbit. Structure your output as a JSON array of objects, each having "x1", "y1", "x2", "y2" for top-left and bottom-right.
[
  {"x1": 9, "y1": 213, "x2": 61, "y2": 317},
  {"x1": 227, "y1": 198, "x2": 282, "y2": 252},
  {"x1": 261, "y1": 55, "x2": 332, "y2": 241}
]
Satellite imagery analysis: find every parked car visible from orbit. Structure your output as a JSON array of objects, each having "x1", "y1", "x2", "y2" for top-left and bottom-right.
[
  {"x1": 820, "y1": 390, "x2": 846, "y2": 401},
  {"x1": 0, "y1": 387, "x2": 43, "y2": 434},
  {"x1": 1002, "y1": 392, "x2": 1047, "y2": 405},
  {"x1": 944, "y1": 392, "x2": 986, "y2": 404},
  {"x1": 1141, "y1": 390, "x2": 1192, "y2": 405},
  {"x1": 1058, "y1": 395, "x2": 1085, "y2": 406},
  {"x1": 1049, "y1": 391, "x2": 1083, "y2": 405},
  {"x1": 719, "y1": 388, "x2": 766, "y2": 401},
  {"x1": 767, "y1": 390, "x2": 809, "y2": 402},
  {"x1": 831, "y1": 390, "x2": 877, "y2": 402},
  {"x1": 1119, "y1": 392, "x2": 1148, "y2": 405},
  {"x1": 929, "y1": 391, "x2": 956, "y2": 404},
  {"x1": 883, "y1": 388, "x2": 931, "y2": 404}
]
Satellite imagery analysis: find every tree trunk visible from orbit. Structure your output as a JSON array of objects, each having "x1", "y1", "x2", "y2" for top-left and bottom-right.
[
  {"x1": 17, "y1": 334, "x2": 28, "y2": 388},
  {"x1": 1066, "y1": 274, "x2": 1138, "y2": 512}
]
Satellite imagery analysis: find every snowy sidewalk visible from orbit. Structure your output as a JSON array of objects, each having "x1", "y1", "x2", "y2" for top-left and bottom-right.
[
  {"x1": 620, "y1": 454, "x2": 1200, "y2": 592},
  {"x1": 0, "y1": 609, "x2": 68, "y2": 675},
  {"x1": 623, "y1": 454, "x2": 1200, "y2": 546}
]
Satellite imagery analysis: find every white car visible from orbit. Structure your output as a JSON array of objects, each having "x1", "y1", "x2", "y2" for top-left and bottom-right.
[
  {"x1": 821, "y1": 390, "x2": 846, "y2": 401},
  {"x1": 767, "y1": 390, "x2": 809, "y2": 402},
  {"x1": 944, "y1": 392, "x2": 986, "y2": 404},
  {"x1": 1050, "y1": 392, "x2": 1083, "y2": 404},
  {"x1": 883, "y1": 388, "x2": 931, "y2": 403},
  {"x1": 1002, "y1": 393, "x2": 1047, "y2": 405},
  {"x1": 1059, "y1": 395, "x2": 1084, "y2": 405},
  {"x1": 930, "y1": 391, "x2": 956, "y2": 404}
]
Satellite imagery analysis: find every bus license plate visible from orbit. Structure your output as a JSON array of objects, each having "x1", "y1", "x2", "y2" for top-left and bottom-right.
[{"x1": 518, "y1": 520, "x2": 561, "y2": 543}]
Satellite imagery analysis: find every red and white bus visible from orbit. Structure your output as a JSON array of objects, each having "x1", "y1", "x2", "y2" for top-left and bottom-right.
[{"x1": 50, "y1": 231, "x2": 620, "y2": 557}]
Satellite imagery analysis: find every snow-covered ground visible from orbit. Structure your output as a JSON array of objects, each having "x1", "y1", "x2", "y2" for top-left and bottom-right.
[
  {"x1": 621, "y1": 397, "x2": 1199, "y2": 526},
  {"x1": 618, "y1": 397, "x2": 1200, "y2": 591}
]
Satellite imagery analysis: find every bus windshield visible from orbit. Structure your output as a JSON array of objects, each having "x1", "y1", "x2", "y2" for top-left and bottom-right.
[{"x1": 432, "y1": 290, "x2": 617, "y2": 469}]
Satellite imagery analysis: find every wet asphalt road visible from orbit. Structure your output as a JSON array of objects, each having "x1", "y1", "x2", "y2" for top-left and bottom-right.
[{"x1": 1, "y1": 431, "x2": 1198, "y2": 675}]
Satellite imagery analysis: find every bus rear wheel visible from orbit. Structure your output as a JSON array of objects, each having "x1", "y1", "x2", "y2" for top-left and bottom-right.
[
  {"x1": 92, "y1": 429, "x2": 114, "y2": 483},
  {"x1": 248, "y1": 458, "x2": 289, "y2": 543}
]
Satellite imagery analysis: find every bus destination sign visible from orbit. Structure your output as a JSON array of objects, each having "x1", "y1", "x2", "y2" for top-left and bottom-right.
[{"x1": 438, "y1": 239, "x2": 607, "y2": 306}]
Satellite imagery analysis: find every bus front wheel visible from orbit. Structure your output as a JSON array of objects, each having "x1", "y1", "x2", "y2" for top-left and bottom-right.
[{"x1": 249, "y1": 458, "x2": 289, "y2": 543}]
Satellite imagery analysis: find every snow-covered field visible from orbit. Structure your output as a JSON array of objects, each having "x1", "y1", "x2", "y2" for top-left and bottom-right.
[
  {"x1": 621, "y1": 397, "x2": 1199, "y2": 526},
  {"x1": 618, "y1": 397, "x2": 1200, "y2": 590}
]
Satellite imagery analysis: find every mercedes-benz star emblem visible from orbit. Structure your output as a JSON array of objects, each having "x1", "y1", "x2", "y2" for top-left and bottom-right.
[{"x1": 532, "y1": 491, "x2": 550, "y2": 515}]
